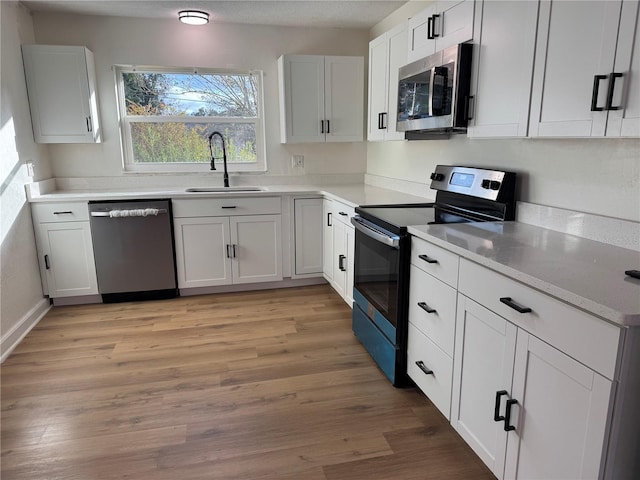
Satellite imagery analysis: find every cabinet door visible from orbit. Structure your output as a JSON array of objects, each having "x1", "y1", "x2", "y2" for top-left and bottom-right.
[
  {"x1": 293, "y1": 198, "x2": 323, "y2": 276},
  {"x1": 174, "y1": 217, "x2": 232, "y2": 288},
  {"x1": 231, "y1": 215, "x2": 282, "y2": 284},
  {"x1": 344, "y1": 225, "x2": 355, "y2": 307},
  {"x1": 435, "y1": 0, "x2": 475, "y2": 51},
  {"x1": 529, "y1": 0, "x2": 623, "y2": 137},
  {"x1": 324, "y1": 56, "x2": 364, "y2": 142},
  {"x1": 278, "y1": 55, "x2": 325, "y2": 143},
  {"x1": 385, "y1": 23, "x2": 408, "y2": 141},
  {"x1": 451, "y1": 295, "x2": 517, "y2": 478},
  {"x1": 332, "y1": 219, "x2": 347, "y2": 298},
  {"x1": 40, "y1": 222, "x2": 98, "y2": 297},
  {"x1": 606, "y1": 0, "x2": 640, "y2": 137},
  {"x1": 467, "y1": 0, "x2": 538, "y2": 138},
  {"x1": 504, "y1": 330, "x2": 612, "y2": 480},
  {"x1": 22, "y1": 45, "x2": 100, "y2": 143},
  {"x1": 367, "y1": 33, "x2": 390, "y2": 141},
  {"x1": 322, "y1": 199, "x2": 334, "y2": 281},
  {"x1": 407, "y1": 5, "x2": 438, "y2": 63}
]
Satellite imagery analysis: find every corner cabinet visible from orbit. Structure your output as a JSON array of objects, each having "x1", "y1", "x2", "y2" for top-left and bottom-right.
[
  {"x1": 292, "y1": 197, "x2": 323, "y2": 277},
  {"x1": 407, "y1": 0, "x2": 475, "y2": 63},
  {"x1": 278, "y1": 55, "x2": 364, "y2": 143},
  {"x1": 173, "y1": 197, "x2": 283, "y2": 289},
  {"x1": 368, "y1": 22, "x2": 407, "y2": 141},
  {"x1": 31, "y1": 202, "x2": 99, "y2": 298},
  {"x1": 21, "y1": 45, "x2": 101, "y2": 143},
  {"x1": 529, "y1": 0, "x2": 640, "y2": 137}
]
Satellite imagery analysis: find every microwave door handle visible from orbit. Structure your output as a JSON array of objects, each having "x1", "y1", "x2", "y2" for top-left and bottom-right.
[
  {"x1": 428, "y1": 67, "x2": 436, "y2": 117},
  {"x1": 351, "y1": 217, "x2": 400, "y2": 249}
]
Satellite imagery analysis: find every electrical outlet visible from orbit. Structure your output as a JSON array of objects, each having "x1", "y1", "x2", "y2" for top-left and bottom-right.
[
  {"x1": 292, "y1": 155, "x2": 304, "y2": 168},
  {"x1": 26, "y1": 161, "x2": 35, "y2": 177}
]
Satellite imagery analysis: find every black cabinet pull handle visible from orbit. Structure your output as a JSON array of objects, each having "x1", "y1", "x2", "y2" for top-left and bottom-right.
[
  {"x1": 381, "y1": 112, "x2": 387, "y2": 129},
  {"x1": 606, "y1": 72, "x2": 624, "y2": 110},
  {"x1": 625, "y1": 269, "x2": 640, "y2": 279},
  {"x1": 338, "y1": 211, "x2": 348, "y2": 216},
  {"x1": 378, "y1": 112, "x2": 383, "y2": 130},
  {"x1": 320, "y1": 120, "x2": 324, "y2": 134},
  {"x1": 590, "y1": 75, "x2": 608, "y2": 111},
  {"x1": 504, "y1": 398, "x2": 518, "y2": 432},
  {"x1": 232, "y1": 244, "x2": 237, "y2": 258},
  {"x1": 53, "y1": 211, "x2": 73, "y2": 215},
  {"x1": 44, "y1": 254, "x2": 50, "y2": 270},
  {"x1": 417, "y1": 302, "x2": 436, "y2": 314},
  {"x1": 226, "y1": 244, "x2": 231, "y2": 259},
  {"x1": 415, "y1": 360, "x2": 433, "y2": 375},
  {"x1": 221, "y1": 206, "x2": 237, "y2": 209},
  {"x1": 326, "y1": 120, "x2": 330, "y2": 134},
  {"x1": 338, "y1": 254, "x2": 346, "y2": 272},
  {"x1": 327, "y1": 212, "x2": 332, "y2": 226},
  {"x1": 432, "y1": 14, "x2": 441, "y2": 37},
  {"x1": 86, "y1": 116, "x2": 92, "y2": 132},
  {"x1": 418, "y1": 254, "x2": 438, "y2": 264},
  {"x1": 494, "y1": 390, "x2": 508, "y2": 422},
  {"x1": 427, "y1": 15, "x2": 434, "y2": 39},
  {"x1": 500, "y1": 297, "x2": 532, "y2": 314}
]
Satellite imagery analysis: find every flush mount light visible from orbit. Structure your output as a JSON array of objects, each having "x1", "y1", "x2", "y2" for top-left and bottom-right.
[{"x1": 178, "y1": 10, "x2": 209, "y2": 25}]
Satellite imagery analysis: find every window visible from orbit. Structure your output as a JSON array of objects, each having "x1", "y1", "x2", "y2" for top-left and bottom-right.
[{"x1": 115, "y1": 66, "x2": 266, "y2": 172}]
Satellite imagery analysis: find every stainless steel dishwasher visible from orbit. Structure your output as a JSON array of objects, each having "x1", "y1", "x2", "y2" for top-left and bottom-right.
[{"x1": 89, "y1": 199, "x2": 178, "y2": 302}]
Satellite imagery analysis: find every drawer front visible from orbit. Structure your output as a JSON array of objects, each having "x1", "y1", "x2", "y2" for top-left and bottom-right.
[
  {"x1": 173, "y1": 197, "x2": 281, "y2": 218},
  {"x1": 458, "y1": 259, "x2": 621, "y2": 379},
  {"x1": 411, "y1": 236, "x2": 460, "y2": 288},
  {"x1": 409, "y1": 264, "x2": 457, "y2": 356},
  {"x1": 331, "y1": 200, "x2": 356, "y2": 226},
  {"x1": 407, "y1": 323, "x2": 453, "y2": 419},
  {"x1": 32, "y1": 202, "x2": 89, "y2": 223}
]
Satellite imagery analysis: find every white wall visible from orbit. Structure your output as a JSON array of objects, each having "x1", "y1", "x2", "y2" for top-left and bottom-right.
[
  {"x1": 1, "y1": 1, "x2": 51, "y2": 357},
  {"x1": 30, "y1": 12, "x2": 370, "y2": 185},
  {"x1": 368, "y1": 2, "x2": 640, "y2": 223}
]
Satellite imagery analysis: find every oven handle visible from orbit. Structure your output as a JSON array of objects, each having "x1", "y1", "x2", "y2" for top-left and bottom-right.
[{"x1": 351, "y1": 216, "x2": 400, "y2": 249}]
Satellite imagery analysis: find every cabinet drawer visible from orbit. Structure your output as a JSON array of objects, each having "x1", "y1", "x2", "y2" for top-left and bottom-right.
[
  {"x1": 408, "y1": 264, "x2": 457, "y2": 356},
  {"x1": 331, "y1": 200, "x2": 355, "y2": 225},
  {"x1": 411, "y1": 236, "x2": 460, "y2": 288},
  {"x1": 407, "y1": 323, "x2": 453, "y2": 419},
  {"x1": 458, "y1": 259, "x2": 621, "y2": 379},
  {"x1": 173, "y1": 197, "x2": 281, "y2": 218},
  {"x1": 32, "y1": 202, "x2": 89, "y2": 223}
]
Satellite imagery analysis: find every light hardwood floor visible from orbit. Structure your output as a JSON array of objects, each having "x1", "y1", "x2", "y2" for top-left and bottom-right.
[{"x1": 1, "y1": 285, "x2": 493, "y2": 480}]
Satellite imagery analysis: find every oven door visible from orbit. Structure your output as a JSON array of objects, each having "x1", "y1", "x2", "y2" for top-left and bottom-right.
[{"x1": 351, "y1": 216, "x2": 400, "y2": 330}]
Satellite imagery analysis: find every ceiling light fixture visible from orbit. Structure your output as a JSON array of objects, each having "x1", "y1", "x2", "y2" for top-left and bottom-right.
[{"x1": 178, "y1": 10, "x2": 209, "y2": 25}]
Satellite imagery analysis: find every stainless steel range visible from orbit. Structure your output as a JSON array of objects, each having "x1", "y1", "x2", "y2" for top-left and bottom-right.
[{"x1": 351, "y1": 165, "x2": 517, "y2": 386}]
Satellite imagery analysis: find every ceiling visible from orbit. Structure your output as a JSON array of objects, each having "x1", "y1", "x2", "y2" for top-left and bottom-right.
[{"x1": 20, "y1": 1, "x2": 409, "y2": 29}]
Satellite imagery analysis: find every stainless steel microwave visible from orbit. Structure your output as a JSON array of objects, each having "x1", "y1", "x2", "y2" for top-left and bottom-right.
[{"x1": 396, "y1": 43, "x2": 472, "y2": 136}]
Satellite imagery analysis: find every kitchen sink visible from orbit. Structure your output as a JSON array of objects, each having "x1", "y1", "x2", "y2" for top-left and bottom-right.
[{"x1": 185, "y1": 186, "x2": 267, "y2": 193}]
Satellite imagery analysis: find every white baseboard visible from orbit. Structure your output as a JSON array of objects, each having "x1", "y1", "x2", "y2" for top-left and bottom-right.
[{"x1": 1, "y1": 298, "x2": 50, "y2": 363}]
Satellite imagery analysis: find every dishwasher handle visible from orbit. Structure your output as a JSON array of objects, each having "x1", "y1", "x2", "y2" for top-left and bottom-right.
[{"x1": 90, "y1": 208, "x2": 168, "y2": 217}]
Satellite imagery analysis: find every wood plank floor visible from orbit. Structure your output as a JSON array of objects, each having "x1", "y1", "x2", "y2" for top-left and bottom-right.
[{"x1": 1, "y1": 285, "x2": 494, "y2": 480}]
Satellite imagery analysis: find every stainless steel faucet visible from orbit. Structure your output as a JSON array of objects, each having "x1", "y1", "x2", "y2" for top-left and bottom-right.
[{"x1": 208, "y1": 131, "x2": 230, "y2": 188}]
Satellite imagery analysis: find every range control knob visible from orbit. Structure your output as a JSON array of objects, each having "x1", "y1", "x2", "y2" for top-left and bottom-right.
[
  {"x1": 430, "y1": 172, "x2": 445, "y2": 181},
  {"x1": 490, "y1": 180, "x2": 501, "y2": 190},
  {"x1": 481, "y1": 179, "x2": 491, "y2": 189}
]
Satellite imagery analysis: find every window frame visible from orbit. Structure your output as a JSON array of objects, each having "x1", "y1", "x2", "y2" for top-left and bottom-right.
[{"x1": 114, "y1": 65, "x2": 267, "y2": 173}]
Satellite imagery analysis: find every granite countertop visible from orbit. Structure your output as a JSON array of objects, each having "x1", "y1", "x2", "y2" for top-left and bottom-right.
[
  {"x1": 408, "y1": 222, "x2": 640, "y2": 327},
  {"x1": 27, "y1": 183, "x2": 435, "y2": 207}
]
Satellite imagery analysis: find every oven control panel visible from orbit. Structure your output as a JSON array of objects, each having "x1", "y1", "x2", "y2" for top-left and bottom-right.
[{"x1": 429, "y1": 165, "x2": 516, "y2": 203}]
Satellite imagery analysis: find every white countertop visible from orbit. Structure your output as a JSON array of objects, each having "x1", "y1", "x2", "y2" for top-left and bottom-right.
[
  {"x1": 27, "y1": 183, "x2": 435, "y2": 207},
  {"x1": 408, "y1": 222, "x2": 640, "y2": 327}
]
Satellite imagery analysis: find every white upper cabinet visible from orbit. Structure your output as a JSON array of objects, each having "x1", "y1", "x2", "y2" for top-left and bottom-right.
[
  {"x1": 407, "y1": 0, "x2": 475, "y2": 63},
  {"x1": 22, "y1": 45, "x2": 101, "y2": 143},
  {"x1": 467, "y1": 1, "x2": 539, "y2": 138},
  {"x1": 368, "y1": 22, "x2": 408, "y2": 141},
  {"x1": 529, "y1": 0, "x2": 640, "y2": 137},
  {"x1": 278, "y1": 55, "x2": 364, "y2": 143}
]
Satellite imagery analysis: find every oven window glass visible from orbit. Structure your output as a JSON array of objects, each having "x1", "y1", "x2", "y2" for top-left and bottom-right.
[{"x1": 353, "y1": 229, "x2": 399, "y2": 327}]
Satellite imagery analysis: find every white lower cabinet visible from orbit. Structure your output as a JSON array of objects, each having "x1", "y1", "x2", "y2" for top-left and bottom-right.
[
  {"x1": 322, "y1": 198, "x2": 355, "y2": 307},
  {"x1": 173, "y1": 198, "x2": 282, "y2": 289},
  {"x1": 31, "y1": 202, "x2": 98, "y2": 298}
]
